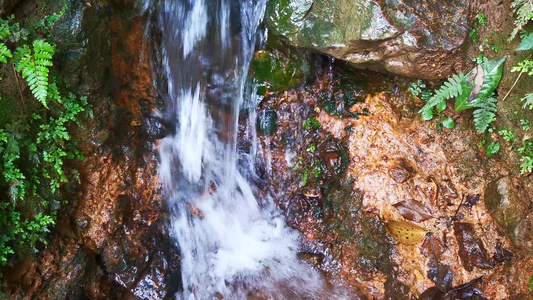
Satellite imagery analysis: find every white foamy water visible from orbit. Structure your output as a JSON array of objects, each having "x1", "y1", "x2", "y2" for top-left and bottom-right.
[{"x1": 154, "y1": 0, "x2": 349, "y2": 298}]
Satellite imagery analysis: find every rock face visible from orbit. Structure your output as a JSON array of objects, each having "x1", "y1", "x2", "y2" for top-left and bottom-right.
[
  {"x1": 265, "y1": 0, "x2": 470, "y2": 79},
  {"x1": 252, "y1": 62, "x2": 533, "y2": 298},
  {"x1": 2, "y1": 0, "x2": 179, "y2": 298}
]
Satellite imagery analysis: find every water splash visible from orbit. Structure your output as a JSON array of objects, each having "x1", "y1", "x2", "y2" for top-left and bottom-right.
[{"x1": 155, "y1": 0, "x2": 345, "y2": 298}]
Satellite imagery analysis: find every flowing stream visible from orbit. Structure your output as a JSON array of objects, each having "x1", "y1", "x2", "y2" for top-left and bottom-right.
[{"x1": 154, "y1": 0, "x2": 344, "y2": 299}]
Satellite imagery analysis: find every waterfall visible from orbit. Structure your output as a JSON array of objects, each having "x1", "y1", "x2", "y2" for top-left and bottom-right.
[{"x1": 154, "y1": 0, "x2": 344, "y2": 298}]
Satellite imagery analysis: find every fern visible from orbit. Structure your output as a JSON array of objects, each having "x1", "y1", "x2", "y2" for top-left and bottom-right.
[
  {"x1": 511, "y1": 0, "x2": 533, "y2": 40},
  {"x1": 511, "y1": 59, "x2": 533, "y2": 74},
  {"x1": 14, "y1": 40, "x2": 54, "y2": 107},
  {"x1": 470, "y1": 96, "x2": 498, "y2": 133},
  {"x1": 522, "y1": 93, "x2": 533, "y2": 109},
  {"x1": 0, "y1": 43, "x2": 11, "y2": 63},
  {"x1": 0, "y1": 20, "x2": 11, "y2": 40},
  {"x1": 418, "y1": 73, "x2": 466, "y2": 120}
]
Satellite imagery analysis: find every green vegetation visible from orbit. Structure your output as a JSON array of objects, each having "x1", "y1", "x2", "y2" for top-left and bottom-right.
[
  {"x1": 291, "y1": 118, "x2": 324, "y2": 187},
  {"x1": 414, "y1": 57, "x2": 505, "y2": 133},
  {"x1": 486, "y1": 142, "x2": 500, "y2": 158},
  {"x1": 498, "y1": 130, "x2": 516, "y2": 142},
  {"x1": 469, "y1": 13, "x2": 487, "y2": 45},
  {"x1": 302, "y1": 117, "x2": 320, "y2": 130},
  {"x1": 509, "y1": 0, "x2": 533, "y2": 40},
  {"x1": 529, "y1": 275, "x2": 533, "y2": 291},
  {"x1": 0, "y1": 13, "x2": 89, "y2": 268},
  {"x1": 251, "y1": 49, "x2": 309, "y2": 93},
  {"x1": 520, "y1": 119, "x2": 531, "y2": 130},
  {"x1": 412, "y1": 1, "x2": 533, "y2": 176}
]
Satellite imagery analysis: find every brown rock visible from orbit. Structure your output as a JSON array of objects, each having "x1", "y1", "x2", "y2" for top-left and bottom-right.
[
  {"x1": 454, "y1": 222, "x2": 493, "y2": 272},
  {"x1": 388, "y1": 165, "x2": 411, "y2": 183}
]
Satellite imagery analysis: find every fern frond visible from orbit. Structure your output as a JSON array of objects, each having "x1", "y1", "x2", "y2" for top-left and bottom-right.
[
  {"x1": 14, "y1": 40, "x2": 55, "y2": 107},
  {"x1": 521, "y1": 93, "x2": 533, "y2": 109},
  {"x1": 471, "y1": 96, "x2": 498, "y2": 133},
  {"x1": 510, "y1": 0, "x2": 533, "y2": 40},
  {"x1": 418, "y1": 73, "x2": 466, "y2": 118},
  {"x1": 0, "y1": 21, "x2": 10, "y2": 40},
  {"x1": 0, "y1": 42, "x2": 12, "y2": 63}
]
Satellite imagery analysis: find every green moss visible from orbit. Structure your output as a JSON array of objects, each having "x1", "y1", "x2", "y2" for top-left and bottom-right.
[{"x1": 251, "y1": 49, "x2": 309, "y2": 92}]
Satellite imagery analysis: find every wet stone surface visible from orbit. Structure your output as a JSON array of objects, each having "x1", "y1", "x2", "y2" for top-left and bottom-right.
[
  {"x1": 251, "y1": 61, "x2": 533, "y2": 298},
  {"x1": 453, "y1": 222, "x2": 493, "y2": 272},
  {"x1": 264, "y1": 0, "x2": 470, "y2": 79},
  {"x1": 2, "y1": 0, "x2": 180, "y2": 298}
]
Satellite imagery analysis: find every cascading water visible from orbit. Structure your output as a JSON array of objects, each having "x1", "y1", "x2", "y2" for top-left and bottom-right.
[{"x1": 155, "y1": 0, "x2": 347, "y2": 298}]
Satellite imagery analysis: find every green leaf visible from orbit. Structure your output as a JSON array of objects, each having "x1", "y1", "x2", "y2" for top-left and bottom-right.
[
  {"x1": 420, "y1": 107, "x2": 434, "y2": 120},
  {"x1": 475, "y1": 56, "x2": 507, "y2": 101},
  {"x1": 486, "y1": 142, "x2": 500, "y2": 158},
  {"x1": 442, "y1": 118, "x2": 455, "y2": 129},
  {"x1": 455, "y1": 57, "x2": 506, "y2": 112},
  {"x1": 472, "y1": 97, "x2": 498, "y2": 133},
  {"x1": 419, "y1": 73, "x2": 466, "y2": 116},
  {"x1": 516, "y1": 32, "x2": 533, "y2": 50},
  {"x1": 522, "y1": 93, "x2": 533, "y2": 109},
  {"x1": 454, "y1": 68, "x2": 476, "y2": 112}
]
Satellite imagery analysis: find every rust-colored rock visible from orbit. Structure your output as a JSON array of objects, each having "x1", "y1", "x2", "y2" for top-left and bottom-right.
[
  {"x1": 454, "y1": 222, "x2": 493, "y2": 272},
  {"x1": 254, "y1": 63, "x2": 531, "y2": 298},
  {"x1": 3, "y1": 0, "x2": 179, "y2": 299},
  {"x1": 388, "y1": 165, "x2": 411, "y2": 183}
]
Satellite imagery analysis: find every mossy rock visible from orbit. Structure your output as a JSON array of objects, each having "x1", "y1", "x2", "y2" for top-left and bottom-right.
[{"x1": 251, "y1": 49, "x2": 309, "y2": 93}]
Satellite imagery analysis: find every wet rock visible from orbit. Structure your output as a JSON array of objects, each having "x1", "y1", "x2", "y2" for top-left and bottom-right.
[
  {"x1": 256, "y1": 110, "x2": 278, "y2": 136},
  {"x1": 0, "y1": 0, "x2": 22, "y2": 16},
  {"x1": 389, "y1": 165, "x2": 410, "y2": 183},
  {"x1": 454, "y1": 222, "x2": 493, "y2": 272},
  {"x1": 53, "y1": 0, "x2": 112, "y2": 94},
  {"x1": 297, "y1": 252, "x2": 324, "y2": 267},
  {"x1": 393, "y1": 199, "x2": 433, "y2": 222},
  {"x1": 265, "y1": 0, "x2": 470, "y2": 79},
  {"x1": 254, "y1": 56, "x2": 525, "y2": 297},
  {"x1": 484, "y1": 177, "x2": 526, "y2": 247},
  {"x1": 145, "y1": 116, "x2": 174, "y2": 140},
  {"x1": 418, "y1": 286, "x2": 444, "y2": 300},
  {"x1": 3, "y1": 0, "x2": 177, "y2": 299},
  {"x1": 319, "y1": 143, "x2": 349, "y2": 182},
  {"x1": 251, "y1": 49, "x2": 309, "y2": 93},
  {"x1": 478, "y1": 257, "x2": 533, "y2": 298}
]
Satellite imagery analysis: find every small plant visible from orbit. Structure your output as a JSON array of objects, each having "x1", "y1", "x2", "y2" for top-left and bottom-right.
[
  {"x1": 14, "y1": 40, "x2": 54, "y2": 107},
  {"x1": 523, "y1": 93, "x2": 533, "y2": 109},
  {"x1": 411, "y1": 78, "x2": 456, "y2": 129},
  {"x1": 291, "y1": 141, "x2": 323, "y2": 187},
  {"x1": 419, "y1": 57, "x2": 506, "y2": 133},
  {"x1": 487, "y1": 142, "x2": 500, "y2": 158},
  {"x1": 521, "y1": 119, "x2": 531, "y2": 130},
  {"x1": 469, "y1": 13, "x2": 487, "y2": 44},
  {"x1": 408, "y1": 79, "x2": 431, "y2": 101},
  {"x1": 477, "y1": 140, "x2": 486, "y2": 147},
  {"x1": 529, "y1": 275, "x2": 533, "y2": 291},
  {"x1": 303, "y1": 117, "x2": 320, "y2": 130},
  {"x1": 518, "y1": 140, "x2": 533, "y2": 174},
  {"x1": 498, "y1": 130, "x2": 516, "y2": 142},
  {"x1": 509, "y1": 0, "x2": 533, "y2": 40},
  {"x1": 520, "y1": 156, "x2": 533, "y2": 174},
  {"x1": 0, "y1": 12, "x2": 89, "y2": 268},
  {"x1": 472, "y1": 53, "x2": 488, "y2": 65}
]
